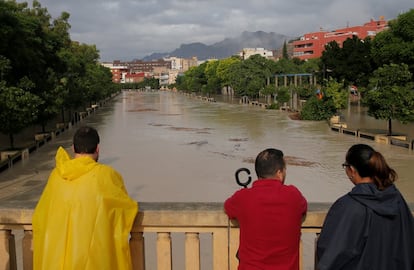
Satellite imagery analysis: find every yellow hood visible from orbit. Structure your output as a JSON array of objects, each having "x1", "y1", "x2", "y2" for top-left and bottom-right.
[
  {"x1": 33, "y1": 147, "x2": 138, "y2": 270},
  {"x1": 55, "y1": 146, "x2": 98, "y2": 181}
]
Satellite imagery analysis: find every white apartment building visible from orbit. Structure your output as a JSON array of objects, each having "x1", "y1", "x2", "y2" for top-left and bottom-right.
[{"x1": 239, "y1": 48, "x2": 273, "y2": 60}]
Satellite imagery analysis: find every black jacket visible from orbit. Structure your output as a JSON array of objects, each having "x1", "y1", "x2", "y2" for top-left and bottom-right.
[{"x1": 317, "y1": 183, "x2": 414, "y2": 270}]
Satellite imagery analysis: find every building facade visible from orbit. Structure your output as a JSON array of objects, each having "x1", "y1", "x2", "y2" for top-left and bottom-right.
[
  {"x1": 101, "y1": 62, "x2": 128, "y2": 83},
  {"x1": 239, "y1": 48, "x2": 274, "y2": 60},
  {"x1": 102, "y1": 57, "x2": 198, "y2": 85},
  {"x1": 292, "y1": 17, "x2": 388, "y2": 60}
]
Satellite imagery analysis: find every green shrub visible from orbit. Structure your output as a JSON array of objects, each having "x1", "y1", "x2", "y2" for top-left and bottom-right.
[{"x1": 300, "y1": 96, "x2": 336, "y2": 120}]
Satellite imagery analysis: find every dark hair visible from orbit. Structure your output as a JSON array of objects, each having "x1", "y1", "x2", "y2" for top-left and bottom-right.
[
  {"x1": 255, "y1": 148, "x2": 285, "y2": 179},
  {"x1": 346, "y1": 144, "x2": 397, "y2": 190},
  {"x1": 73, "y1": 126, "x2": 100, "y2": 154}
]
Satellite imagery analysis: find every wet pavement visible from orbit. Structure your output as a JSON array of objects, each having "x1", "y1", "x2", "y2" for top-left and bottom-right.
[{"x1": 0, "y1": 125, "x2": 77, "y2": 209}]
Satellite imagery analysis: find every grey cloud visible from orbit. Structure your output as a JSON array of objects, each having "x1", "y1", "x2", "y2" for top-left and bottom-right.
[{"x1": 30, "y1": 0, "x2": 413, "y2": 61}]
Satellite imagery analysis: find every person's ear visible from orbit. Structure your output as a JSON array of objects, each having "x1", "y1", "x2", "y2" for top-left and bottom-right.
[{"x1": 276, "y1": 169, "x2": 284, "y2": 180}]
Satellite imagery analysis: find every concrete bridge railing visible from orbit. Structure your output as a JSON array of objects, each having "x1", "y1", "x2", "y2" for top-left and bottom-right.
[{"x1": 0, "y1": 202, "x2": 343, "y2": 270}]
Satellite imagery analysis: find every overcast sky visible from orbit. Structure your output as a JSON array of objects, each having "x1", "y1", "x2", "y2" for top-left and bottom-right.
[{"x1": 31, "y1": 0, "x2": 412, "y2": 62}]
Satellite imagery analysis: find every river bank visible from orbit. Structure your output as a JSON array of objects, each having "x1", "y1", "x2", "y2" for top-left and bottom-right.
[
  {"x1": 0, "y1": 92, "x2": 121, "y2": 172},
  {"x1": 1, "y1": 90, "x2": 413, "y2": 270}
]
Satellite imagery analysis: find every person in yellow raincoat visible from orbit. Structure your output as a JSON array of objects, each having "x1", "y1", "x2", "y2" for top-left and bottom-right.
[{"x1": 33, "y1": 126, "x2": 138, "y2": 270}]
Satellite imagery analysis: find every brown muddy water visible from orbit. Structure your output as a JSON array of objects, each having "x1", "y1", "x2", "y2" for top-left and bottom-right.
[
  {"x1": 3, "y1": 90, "x2": 414, "y2": 270},
  {"x1": 86, "y1": 90, "x2": 414, "y2": 203}
]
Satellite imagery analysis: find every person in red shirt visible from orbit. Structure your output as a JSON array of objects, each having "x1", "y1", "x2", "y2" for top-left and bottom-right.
[{"x1": 225, "y1": 148, "x2": 307, "y2": 270}]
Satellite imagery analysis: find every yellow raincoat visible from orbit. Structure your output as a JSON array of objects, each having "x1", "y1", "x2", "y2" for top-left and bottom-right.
[{"x1": 33, "y1": 147, "x2": 138, "y2": 270}]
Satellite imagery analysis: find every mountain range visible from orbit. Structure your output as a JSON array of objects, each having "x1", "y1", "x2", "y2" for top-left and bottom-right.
[{"x1": 141, "y1": 31, "x2": 295, "y2": 61}]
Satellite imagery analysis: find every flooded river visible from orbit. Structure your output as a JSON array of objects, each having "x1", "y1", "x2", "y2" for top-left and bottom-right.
[{"x1": 85, "y1": 90, "x2": 414, "y2": 203}]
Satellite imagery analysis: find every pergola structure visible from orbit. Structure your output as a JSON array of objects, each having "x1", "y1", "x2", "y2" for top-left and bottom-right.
[
  {"x1": 274, "y1": 73, "x2": 317, "y2": 111},
  {"x1": 275, "y1": 73, "x2": 317, "y2": 88}
]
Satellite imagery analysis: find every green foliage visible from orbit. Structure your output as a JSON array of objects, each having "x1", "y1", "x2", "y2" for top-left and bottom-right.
[
  {"x1": 216, "y1": 56, "x2": 241, "y2": 88},
  {"x1": 299, "y1": 80, "x2": 347, "y2": 121},
  {"x1": 204, "y1": 60, "x2": 221, "y2": 95},
  {"x1": 179, "y1": 53, "x2": 320, "y2": 100},
  {"x1": 181, "y1": 63, "x2": 208, "y2": 93},
  {"x1": 372, "y1": 9, "x2": 414, "y2": 74},
  {"x1": 275, "y1": 86, "x2": 290, "y2": 105},
  {"x1": 282, "y1": 41, "x2": 289, "y2": 59},
  {"x1": 295, "y1": 85, "x2": 316, "y2": 99},
  {"x1": 226, "y1": 54, "x2": 276, "y2": 98},
  {"x1": 0, "y1": 1, "x2": 115, "y2": 138},
  {"x1": 363, "y1": 63, "x2": 414, "y2": 135},
  {"x1": 324, "y1": 79, "x2": 348, "y2": 111},
  {"x1": 120, "y1": 77, "x2": 159, "y2": 91},
  {"x1": 321, "y1": 36, "x2": 373, "y2": 87},
  {"x1": 300, "y1": 96, "x2": 336, "y2": 121},
  {"x1": 261, "y1": 84, "x2": 276, "y2": 96},
  {"x1": 266, "y1": 103, "x2": 279, "y2": 110},
  {"x1": 0, "y1": 81, "x2": 42, "y2": 148}
]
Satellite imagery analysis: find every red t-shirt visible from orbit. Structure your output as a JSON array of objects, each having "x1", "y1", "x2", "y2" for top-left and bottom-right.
[{"x1": 224, "y1": 179, "x2": 307, "y2": 270}]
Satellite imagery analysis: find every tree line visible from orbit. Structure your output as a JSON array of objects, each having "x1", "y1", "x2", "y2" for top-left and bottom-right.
[
  {"x1": 174, "y1": 9, "x2": 414, "y2": 135},
  {"x1": 1, "y1": 1, "x2": 413, "y2": 150},
  {"x1": 0, "y1": 0, "x2": 118, "y2": 149}
]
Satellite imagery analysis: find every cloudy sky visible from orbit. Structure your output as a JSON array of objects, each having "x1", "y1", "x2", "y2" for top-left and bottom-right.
[{"x1": 31, "y1": 0, "x2": 412, "y2": 61}]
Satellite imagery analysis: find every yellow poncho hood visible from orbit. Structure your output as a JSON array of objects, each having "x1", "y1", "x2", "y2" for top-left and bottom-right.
[{"x1": 33, "y1": 147, "x2": 138, "y2": 270}]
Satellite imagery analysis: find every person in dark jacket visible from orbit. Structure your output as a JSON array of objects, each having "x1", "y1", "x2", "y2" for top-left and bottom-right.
[{"x1": 317, "y1": 143, "x2": 414, "y2": 270}]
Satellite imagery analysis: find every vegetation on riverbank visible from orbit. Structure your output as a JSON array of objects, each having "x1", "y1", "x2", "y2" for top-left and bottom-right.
[
  {"x1": 0, "y1": 1, "x2": 119, "y2": 149},
  {"x1": 1, "y1": 2, "x2": 413, "y2": 150},
  {"x1": 173, "y1": 9, "x2": 414, "y2": 135}
]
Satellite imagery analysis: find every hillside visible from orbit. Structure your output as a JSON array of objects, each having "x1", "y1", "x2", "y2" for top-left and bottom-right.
[{"x1": 141, "y1": 31, "x2": 294, "y2": 61}]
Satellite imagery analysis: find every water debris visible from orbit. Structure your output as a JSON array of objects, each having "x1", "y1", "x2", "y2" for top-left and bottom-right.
[
  {"x1": 242, "y1": 157, "x2": 255, "y2": 163},
  {"x1": 242, "y1": 155, "x2": 319, "y2": 167},
  {"x1": 285, "y1": 156, "x2": 319, "y2": 167},
  {"x1": 288, "y1": 112, "x2": 301, "y2": 120},
  {"x1": 211, "y1": 151, "x2": 237, "y2": 159},
  {"x1": 186, "y1": 141, "x2": 208, "y2": 146},
  {"x1": 229, "y1": 138, "x2": 249, "y2": 142},
  {"x1": 127, "y1": 108, "x2": 158, "y2": 112},
  {"x1": 148, "y1": 123, "x2": 171, "y2": 127},
  {"x1": 148, "y1": 123, "x2": 213, "y2": 134},
  {"x1": 169, "y1": 127, "x2": 214, "y2": 132}
]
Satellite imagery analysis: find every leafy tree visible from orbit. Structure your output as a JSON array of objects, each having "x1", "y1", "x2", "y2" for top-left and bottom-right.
[
  {"x1": 83, "y1": 64, "x2": 114, "y2": 106},
  {"x1": 319, "y1": 41, "x2": 341, "y2": 82},
  {"x1": 371, "y1": 9, "x2": 414, "y2": 75},
  {"x1": 204, "y1": 60, "x2": 221, "y2": 96},
  {"x1": 216, "y1": 56, "x2": 241, "y2": 91},
  {"x1": 0, "y1": 0, "x2": 72, "y2": 131},
  {"x1": 340, "y1": 36, "x2": 373, "y2": 87},
  {"x1": 0, "y1": 81, "x2": 42, "y2": 149},
  {"x1": 282, "y1": 40, "x2": 289, "y2": 59},
  {"x1": 142, "y1": 77, "x2": 160, "y2": 90},
  {"x1": 274, "y1": 58, "x2": 301, "y2": 74},
  {"x1": 321, "y1": 36, "x2": 373, "y2": 87},
  {"x1": 226, "y1": 55, "x2": 276, "y2": 98},
  {"x1": 363, "y1": 63, "x2": 414, "y2": 135},
  {"x1": 184, "y1": 63, "x2": 207, "y2": 93},
  {"x1": 296, "y1": 85, "x2": 317, "y2": 99},
  {"x1": 300, "y1": 96, "x2": 336, "y2": 121},
  {"x1": 324, "y1": 79, "x2": 348, "y2": 112},
  {"x1": 299, "y1": 79, "x2": 347, "y2": 121},
  {"x1": 261, "y1": 84, "x2": 276, "y2": 104},
  {"x1": 59, "y1": 42, "x2": 101, "y2": 118},
  {"x1": 275, "y1": 86, "x2": 290, "y2": 106}
]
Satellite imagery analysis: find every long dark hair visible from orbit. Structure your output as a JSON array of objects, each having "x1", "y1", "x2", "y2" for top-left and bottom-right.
[{"x1": 346, "y1": 144, "x2": 397, "y2": 190}]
